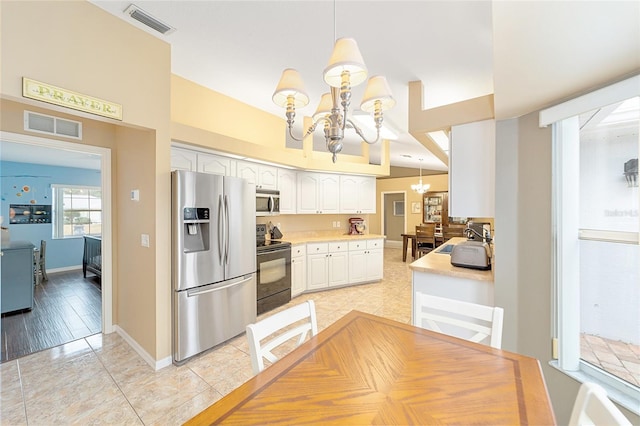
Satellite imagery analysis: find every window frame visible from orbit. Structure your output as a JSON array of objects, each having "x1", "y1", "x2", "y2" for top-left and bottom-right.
[
  {"x1": 52, "y1": 184, "x2": 102, "y2": 239},
  {"x1": 544, "y1": 75, "x2": 640, "y2": 414}
]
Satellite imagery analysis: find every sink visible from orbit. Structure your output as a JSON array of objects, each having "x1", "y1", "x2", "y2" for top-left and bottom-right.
[{"x1": 435, "y1": 244, "x2": 455, "y2": 255}]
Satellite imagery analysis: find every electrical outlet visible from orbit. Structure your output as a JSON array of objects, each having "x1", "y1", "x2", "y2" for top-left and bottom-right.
[
  {"x1": 337, "y1": 221, "x2": 340, "y2": 228},
  {"x1": 332, "y1": 221, "x2": 337, "y2": 228},
  {"x1": 141, "y1": 234, "x2": 150, "y2": 247}
]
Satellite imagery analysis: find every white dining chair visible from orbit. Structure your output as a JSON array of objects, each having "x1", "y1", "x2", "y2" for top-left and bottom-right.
[
  {"x1": 413, "y1": 292, "x2": 504, "y2": 349},
  {"x1": 246, "y1": 300, "x2": 318, "y2": 374},
  {"x1": 568, "y1": 382, "x2": 631, "y2": 426}
]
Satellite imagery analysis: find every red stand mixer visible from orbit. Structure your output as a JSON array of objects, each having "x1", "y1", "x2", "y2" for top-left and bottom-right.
[{"x1": 348, "y1": 218, "x2": 366, "y2": 235}]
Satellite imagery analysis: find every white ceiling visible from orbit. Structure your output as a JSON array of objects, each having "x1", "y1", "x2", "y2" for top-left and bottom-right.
[
  {"x1": 3, "y1": 1, "x2": 638, "y2": 172},
  {"x1": 0, "y1": 141, "x2": 101, "y2": 170}
]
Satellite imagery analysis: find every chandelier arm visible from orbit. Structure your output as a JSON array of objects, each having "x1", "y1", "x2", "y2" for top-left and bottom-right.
[
  {"x1": 346, "y1": 118, "x2": 381, "y2": 145},
  {"x1": 287, "y1": 115, "x2": 327, "y2": 142}
]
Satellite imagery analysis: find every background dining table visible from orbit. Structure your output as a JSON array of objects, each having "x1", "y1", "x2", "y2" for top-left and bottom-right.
[{"x1": 186, "y1": 310, "x2": 556, "y2": 425}]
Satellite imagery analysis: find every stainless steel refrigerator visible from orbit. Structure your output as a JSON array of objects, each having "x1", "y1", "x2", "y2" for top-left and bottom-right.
[{"x1": 172, "y1": 170, "x2": 257, "y2": 364}]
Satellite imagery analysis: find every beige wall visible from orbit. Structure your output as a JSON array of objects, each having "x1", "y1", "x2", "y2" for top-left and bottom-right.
[
  {"x1": 257, "y1": 214, "x2": 370, "y2": 236},
  {"x1": 171, "y1": 76, "x2": 392, "y2": 176},
  {"x1": 1, "y1": 1, "x2": 172, "y2": 360},
  {"x1": 371, "y1": 174, "x2": 449, "y2": 235}
]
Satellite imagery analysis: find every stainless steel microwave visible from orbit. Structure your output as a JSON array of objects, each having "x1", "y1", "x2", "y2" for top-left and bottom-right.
[{"x1": 256, "y1": 189, "x2": 280, "y2": 216}]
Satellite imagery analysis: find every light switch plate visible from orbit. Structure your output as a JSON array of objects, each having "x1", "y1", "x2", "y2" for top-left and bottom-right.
[
  {"x1": 141, "y1": 234, "x2": 150, "y2": 247},
  {"x1": 131, "y1": 189, "x2": 140, "y2": 201}
]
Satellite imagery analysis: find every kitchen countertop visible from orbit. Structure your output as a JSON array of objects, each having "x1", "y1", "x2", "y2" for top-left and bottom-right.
[
  {"x1": 409, "y1": 237, "x2": 494, "y2": 282},
  {"x1": 274, "y1": 232, "x2": 385, "y2": 246}
]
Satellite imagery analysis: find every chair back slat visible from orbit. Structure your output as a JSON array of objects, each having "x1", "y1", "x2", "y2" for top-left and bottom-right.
[
  {"x1": 414, "y1": 292, "x2": 504, "y2": 349},
  {"x1": 246, "y1": 300, "x2": 318, "y2": 374}
]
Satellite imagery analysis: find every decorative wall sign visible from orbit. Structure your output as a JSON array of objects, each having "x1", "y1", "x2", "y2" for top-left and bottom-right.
[
  {"x1": 412, "y1": 202, "x2": 421, "y2": 214},
  {"x1": 22, "y1": 78, "x2": 122, "y2": 120}
]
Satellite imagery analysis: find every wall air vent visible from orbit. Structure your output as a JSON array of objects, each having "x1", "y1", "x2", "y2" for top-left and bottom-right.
[
  {"x1": 24, "y1": 111, "x2": 82, "y2": 140},
  {"x1": 124, "y1": 4, "x2": 175, "y2": 35}
]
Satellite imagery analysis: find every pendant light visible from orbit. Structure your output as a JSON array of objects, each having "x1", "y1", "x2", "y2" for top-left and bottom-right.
[{"x1": 411, "y1": 159, "x2": 430, "y2": 194}]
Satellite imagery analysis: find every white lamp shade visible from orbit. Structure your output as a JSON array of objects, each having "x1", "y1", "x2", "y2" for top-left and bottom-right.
[
  {"x1": 360, "y1": 75, "x2": 396, "y2": 112},
  {"x1": 313, "y1": 93, "x2": 334, "y2": 121},
  {"x1": 272, "y1": 68, "x2": 310, "y2": 108},
  {"x1": 323, "y1": 38, "x2": 368, "y2": 88}
]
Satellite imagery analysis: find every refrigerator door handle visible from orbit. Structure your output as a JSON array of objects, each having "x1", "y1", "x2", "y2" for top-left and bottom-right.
[
  {"x1": 224, "y1": 195, "x2": 230, "y2": 265},
  {"x1": 218, "y1": 194, "x2": 224, "y2": 265},
  {"x1": 186, "y1": 275, "x2": 253, "y2": 296}
]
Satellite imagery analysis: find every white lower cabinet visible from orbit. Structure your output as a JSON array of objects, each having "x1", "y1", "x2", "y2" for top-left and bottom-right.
[
  {"x1": 348, "y1": 239, "x2": 383, "y2": 284},
  {"x1": 307, "y1": 243, "x2": 329, "y2": 291},
  {"x1": 291, "y1": 244, "x2": 306, "y2": 297},
  {"x1": 304, "y1": 239, "x2": 383, "y2": 294}
]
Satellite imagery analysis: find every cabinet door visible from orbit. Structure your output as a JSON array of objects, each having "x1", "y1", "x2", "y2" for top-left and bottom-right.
[
  {"x1": 348, "y1": 250, "x2": 367, "y2": 283},
  {"x1": 297, "y1": 173, "x2": 320, "y2": 214},
  {"x1": 328, "y1": 251, "x2": 349, "y2": 287},
  {"x1": 291, "y1": 255, "x2": 306, "y2": 297},
  {"x1": 258, "y1": 166, "x2": 277, "y2": 190},
  {"x1": 339, "y1": 175, "x2": 359, "y2": 213},
  {"x1": 365, "y1": 248, "x2": 384, "y2": 281},
  {"x1": 356, "y1": 176, "x2": 376, "y2": 213},
  {"x1": 171, "y1": 147, "x2": 197, "y2": 171},
  {"x1": 307, "y1": 253, "x2": 328, "y2": 290},
  {"x1": 450, "y1": 119, "x2": 495, "y2": 217},
  {"x1": 339, "y1": 175, "x2": 375, "y2": 214},
  {"x1": 317, "y1": 174, "x2": 340, "y2": 214},
  {"x1": 236, "y1": 161, "x2": 259, "y2": 185},
  {"x1": 278, "y1": 169, "x2": 297, "y2": 214},
  {"x1": 198, "y1": 153, "x2": 235, "y2": 176}
]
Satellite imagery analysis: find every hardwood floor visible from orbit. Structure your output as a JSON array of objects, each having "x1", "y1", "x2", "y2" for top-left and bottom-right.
[{"x1": 0, "y1": 270, "x2": 101, "y2": 363}]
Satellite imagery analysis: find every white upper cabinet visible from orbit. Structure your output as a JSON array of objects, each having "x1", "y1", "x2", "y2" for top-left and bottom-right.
[
  {"x1": 449, "y1": 119, "x2": 495, "y2": 218},
  {"x1": 237, "y1": 161, "x2": 277, "y2": 190},
  {"x1": 277, "y1": 169, "x2": 297, "y2": 214},
  {"x1": 170, "y1": 147, "x2": 197, "y2": 171},
  {"x1": 297, "y1": 172, "x2": 340, "y2": 214},
  {"x1": 339, "y1": 175, "x2": 376, "y2": 214},
  {"x1": 197, "y1": 152, "x2": 236, "y2": 176}
]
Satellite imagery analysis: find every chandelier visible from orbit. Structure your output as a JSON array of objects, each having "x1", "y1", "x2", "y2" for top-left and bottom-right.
[
  {"x1": 411, "y1": 159, "x2": 430, "y2": 194},
  {"x1": 272, "y1": 37, "x2": 395, "y2": 163}
]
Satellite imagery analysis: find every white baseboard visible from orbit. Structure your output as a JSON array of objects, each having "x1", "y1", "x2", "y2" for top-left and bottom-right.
[
  {"x1": 114, "y1": 325, "x2": 172, "y2": 371},
  {"x1": 47, "y1": 265, "x2": 82, "y2": 273}
]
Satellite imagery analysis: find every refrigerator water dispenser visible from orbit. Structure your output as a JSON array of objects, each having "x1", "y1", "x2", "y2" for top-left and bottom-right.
[{"x1": 183, "y1": 207, "x2": 210, "y2": 253}]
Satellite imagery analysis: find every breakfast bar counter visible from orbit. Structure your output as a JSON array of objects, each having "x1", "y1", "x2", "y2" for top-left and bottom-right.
[
  {"x1": 410, "y1": 237, "x2": 495, "y2": 319},
  {"x1": 409, "y1": 237, "x2": 493, "y2": 281}
]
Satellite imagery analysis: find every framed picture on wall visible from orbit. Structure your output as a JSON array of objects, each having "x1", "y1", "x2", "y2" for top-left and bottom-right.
[
  {"x1": 411, "y1": 202, "x2": 420, "y2": 214},
  {"x1": 393, "y1": 201, "x2": 405, "y2": 216}
]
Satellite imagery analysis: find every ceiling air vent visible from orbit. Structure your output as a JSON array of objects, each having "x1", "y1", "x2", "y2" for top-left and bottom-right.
[
  {"x1": 24, "y1": 111, "x2": 82, "y2": 140},
  {"x1": 124, "y1": 4, "x2": 175, "y2": 35}
]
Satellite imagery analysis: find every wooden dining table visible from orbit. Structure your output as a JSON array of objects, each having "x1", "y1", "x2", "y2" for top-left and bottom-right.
[{"x1": 186, "y1": 311, "x2": 556, "y2": 425}]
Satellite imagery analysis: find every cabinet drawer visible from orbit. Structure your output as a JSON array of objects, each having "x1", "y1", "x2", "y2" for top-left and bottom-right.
[
  {"x1": 291, "y1": 244, "x2": 306, "y2": 258},
  {"x1": 307, "y1": 243, "x2": 328, "y2": 254},
  {"x1": 367, "y1": 239, "x2": 384, "y2": 250},
  {"x1": 348, "y1": 240, "x2": 367, "y2": 251},
  {"x1": 328, "y1": 241, "x2": 348, "y2": 252}
]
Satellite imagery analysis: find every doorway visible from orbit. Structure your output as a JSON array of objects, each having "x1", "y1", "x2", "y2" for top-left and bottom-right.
[
  {"x1": 0, "y1": 131, "x2": 113, "y2": 361},
  {"x1": 381, "y1": 191, "x2": 406, "y2": 248}
]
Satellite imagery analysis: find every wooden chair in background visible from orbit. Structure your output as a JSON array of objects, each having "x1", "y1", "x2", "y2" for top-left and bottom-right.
[
  {"x1": 442, "y1": 224, "x2": 466, "y2": 241},
  {"x1": 415, "y1": 224, "x2": 437, "y2": 258}
]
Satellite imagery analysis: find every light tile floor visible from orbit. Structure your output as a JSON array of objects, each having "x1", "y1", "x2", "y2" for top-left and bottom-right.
[{"x1": 1, "y1": 247, "x2": 638, "y2": 425}]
